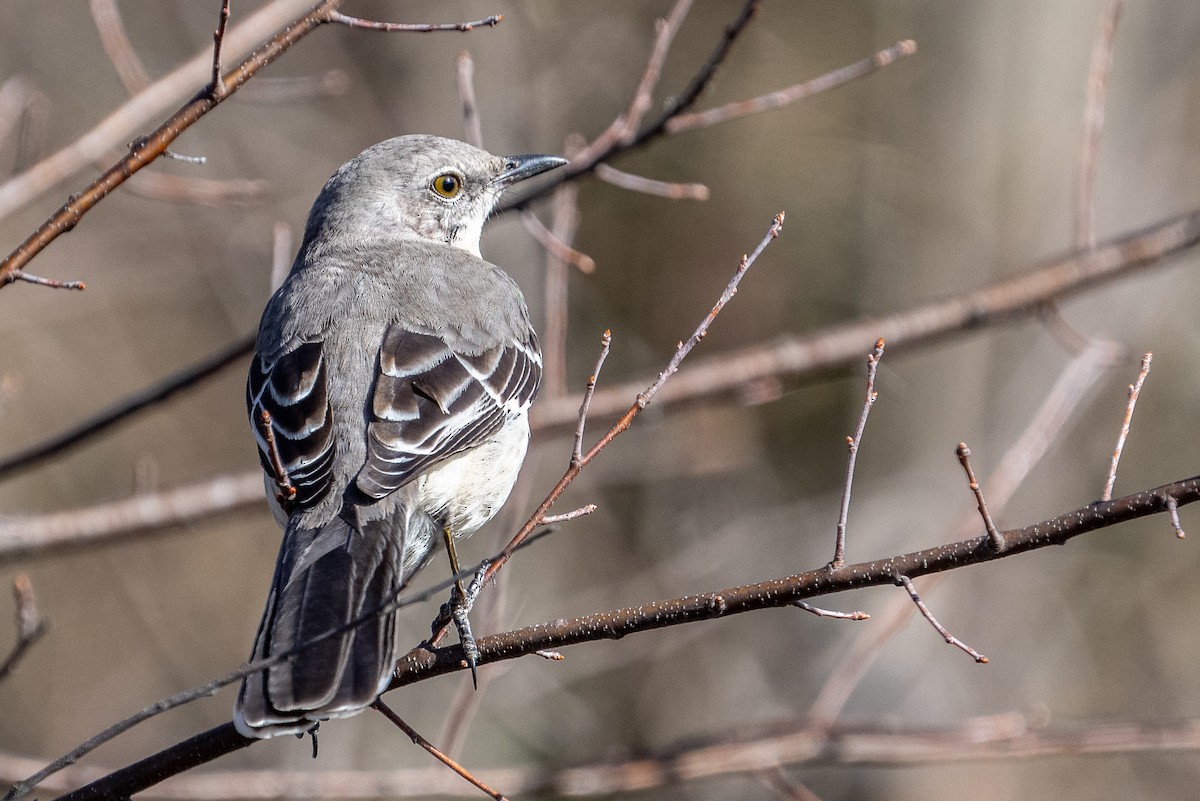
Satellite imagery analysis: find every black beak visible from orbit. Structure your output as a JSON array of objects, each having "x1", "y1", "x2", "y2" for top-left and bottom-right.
[{"x1": 494, "y1": 154, "x2": 568, "y2": 187}]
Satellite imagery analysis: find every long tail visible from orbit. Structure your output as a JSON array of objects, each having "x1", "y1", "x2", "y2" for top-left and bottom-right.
[{"x1": 234, "y1": 513, "x2": 400, "y2": 738}]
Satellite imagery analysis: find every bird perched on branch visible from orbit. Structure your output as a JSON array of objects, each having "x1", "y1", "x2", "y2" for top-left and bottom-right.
[{"x1": 234, "y1": 134, "x2": 565, "y2": 738}]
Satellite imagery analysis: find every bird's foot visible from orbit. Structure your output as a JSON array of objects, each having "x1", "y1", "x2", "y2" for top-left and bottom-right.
[{"x1": 439, "y1": 560, "x2": 489, "y2": 688}]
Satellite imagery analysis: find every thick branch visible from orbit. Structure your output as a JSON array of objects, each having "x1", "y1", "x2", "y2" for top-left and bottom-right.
[{"x1": 45, "y1": 474, "x2": 1199, "y2": 800}]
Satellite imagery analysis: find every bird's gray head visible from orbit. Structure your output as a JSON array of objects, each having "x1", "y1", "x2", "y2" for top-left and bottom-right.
[{"x1": 299, "y1": 134, "x2": 566, "y2": 258}]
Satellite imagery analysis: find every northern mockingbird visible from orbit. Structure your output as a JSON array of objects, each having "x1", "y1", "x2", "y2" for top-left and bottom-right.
[{"x1": 234, "y1": 134, "x2": 565, "y2": 738}]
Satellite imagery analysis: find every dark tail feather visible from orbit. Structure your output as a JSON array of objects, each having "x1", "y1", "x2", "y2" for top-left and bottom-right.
[{"x1": 235, "y1": 514, "x2": 399, "y2": 738}]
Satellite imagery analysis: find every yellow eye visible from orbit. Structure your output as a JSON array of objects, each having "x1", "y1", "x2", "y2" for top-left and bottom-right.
[{"x1": 431, "y1": 173, "x2": 462, "y2": 199}]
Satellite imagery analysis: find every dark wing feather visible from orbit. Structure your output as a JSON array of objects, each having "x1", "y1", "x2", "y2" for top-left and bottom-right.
[
  {"x1": 356, "y1": 324, "x2": 541, "y2": 500},
  {"x1": 247, "y1": 340, "x2": 336, "y2": 509}
]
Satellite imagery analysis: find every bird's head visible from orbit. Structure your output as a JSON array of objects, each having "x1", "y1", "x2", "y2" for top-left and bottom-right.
[{"x1": 300, "y1": 134, "x2": 566, "y2": 258}]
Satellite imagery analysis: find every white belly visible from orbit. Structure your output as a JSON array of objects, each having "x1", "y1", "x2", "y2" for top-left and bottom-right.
[{"x1": 415, "y1": 412, "x2": 530, "y2": 537}]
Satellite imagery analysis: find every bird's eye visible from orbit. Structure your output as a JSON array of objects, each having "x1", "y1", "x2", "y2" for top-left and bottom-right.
[{"x1": 431, "y1": 173, "x2": 463, "y2": 199}]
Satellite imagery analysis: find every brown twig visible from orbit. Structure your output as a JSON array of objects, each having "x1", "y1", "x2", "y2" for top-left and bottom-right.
[
  {"x1": 667, "y1": 39, "x2": 918, "y2": 134},
  {"x1": 209, "y1": 0, "x2": 232, "y2": 99},
  {"x1": 256, "y1": 410, "x2": 296, "y2": 504},
  {"x1": 572, "y1": 330, "x2": 612, "y2": 467},
  {"x1": 896, "y1": 576, "x2": 988, "y2": 663},
  {"x1": 372, "y1": 700, "x2": 508, "y2": 801},
  {"x1": 237, "y1": 69, "x2": 351, "y2": 103},
  {"x1": 594, "y1": 163, "x2": 710, "y2": 200},
  {"x1": 831, "y1": 338, "x2": 883, "y2": 568},
  {"x1": 1075, "y1": 0, "x2": 1124, "y2": 250},
  {"x1": 456, "y1": 51, "x2": 484, "y2": 148},
  {"x1": 0, "y1": 574, "x2": 46, "y2": 681},
  {"x1": 1101, "y1": 351, "x2": 1152, "y2": 501},
  {"x1": 956, "y1": 443, "x2": 1004, "y2": 552},
  {"x1": 527, "y1": 184, "x2": 588, "y2": 396},
  {"x1": 521, "y1": 204, "x2": 593, "y2": 274},
  {"x1": 326, "y1": 12, "x2": 502, "y2": 33},
  {"x1": 792, "y1": 601, "x2": 869, "y2": 621}
]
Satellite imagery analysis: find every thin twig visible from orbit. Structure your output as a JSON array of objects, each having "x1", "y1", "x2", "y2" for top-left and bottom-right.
[
  {"x1": 541, "y1": 504, "x2": 598, "y2": 525},
  {"x1": 1167, "y1": 495, "x2": 1187, "y2": 539},
  {"x1": 521, "y1": 205, "x2": 594, "y2": 273},
  {"x1": 256, "y1": 410, "x2": 296, "y2": 504},
  {"x1": 807, "y1": 342, "x2": 1112, "y2": 727},
  {"x1": 0, "y1": 335, "x2": 254, "y2": 481},
  {"x1": 668, "y1": 39, "x2": 918, "y2": 134},
  {"x1": 897, "y1": 575, "x2": 988, "y2": 663},
  {"x1": 456, "y1": 51, "x2": 484, "y2": 148},
  {"x1": 1075, "y1": 0, "x2": 1124, "y2": 250},
  {"x1": 1101, "y1": 351, "x2": 1152, "y2": 501},
  {"x1": 160, "y1": 149, "x2": 207, "y2": 164},
  {"x1": 209, "y1": 0, "x2": 232, "y2": 100},
  {"x1": 372, "y1": 700, "x2": 508, "y2": 801},
  {"x1": 6, "y1": 271, "x2": 84, "y2": 290},
  {"x1": 956, "y1": 443, "x2": 1004, "y2": 552},
  {"x1": 831, "y1": 338, "x2": 884, "y2": 568},
  {"x1": 594, "y1": 163, "x2": 709, "y2": 200},
  {"x1": 0, "y1": 574, "x2": 47, "y2": 681},
  {"x1": 792, "y1": 601, "x2": 869, "y2": 621},
  {"x1": 326, "y1": 12, "x2": 502, "y2": 32},
  {"x1": 572, "y1": 331, "x2": 612, "y2": 467}
]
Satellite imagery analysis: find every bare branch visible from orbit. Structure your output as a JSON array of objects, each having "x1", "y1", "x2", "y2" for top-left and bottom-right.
[
  {"x1": 896, "y1": 575, "x2": 988, "y2": 663},
  {"x1": 667, "y1": 39, "x2": 918, "y2": 134},
  {"x1": 540, "y1": 504, "x2": 598, "y2": 526},
  {"x1": 572, "y1": 330, "x2": 613, "y2": 467},
  {"x1": 0, "y1": 574, "x2": 46, "y2": 681},
  {"x1": 372, "y1": 700, "x2": 508, "y2": 801},
  {"x1": 594, "y1": 163, "x2": 709, "y2": 200},
  {"x1": 208, "y1": 0, "x2": 232, "y2": 100},
  {"x1": 831, "y1": 338, "x2": 883, "y2": 568},
  {"x1": 87, "y1": 0, "x2": 151, "y2": 94},
  {"x1": 1101, "y1": 351, "x2": 1152, "y2": 501},
  {"x1": 456, "y1": 51, "x2": 484, "y2": 148},
  {"x1": 325, "y1": 12, "x2": 502, "y2": 33},
  {"x1": 956, "y1": 442, "x2": 1004, "y2": 551},
  {"x1": 792, "y1": 601, "x2": 869, "y2": 621},
  {"x1": 1075, "y1": 0, "x2": 1124, "y2": 250}
]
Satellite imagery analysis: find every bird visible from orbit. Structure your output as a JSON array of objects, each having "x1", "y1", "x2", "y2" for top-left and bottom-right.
[{"x1": 234, "y1": 134, "x2": 565, "y2": 739}]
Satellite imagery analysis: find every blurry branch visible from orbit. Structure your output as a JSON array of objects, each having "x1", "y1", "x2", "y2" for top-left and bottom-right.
[
  {"x1": 46, "y1": 472, "x2": 1200, "y2": 800},
  {"x1": 1075, "y1": 0, "x2": 1123, "y2": 250},
  {"x1": 0, "y1": 0, "x2": 504, "y2": 289},
  {"x1": 666, "y1": 39, "x2": 917, "y2": 134},
  {"x1": 0, "y1": 0, "x2": 314, "y2": 222},
  {"x1": 0, "y1": 78, "x2": 50, "y2": 174},
  {"x1": 535, "y1": 207, "x2": 1200, "y2": 427},
  {"x1": 0, "y1": 473, "x2": 263, "y2": 566},
  {"x1": 455, "y1": 52, "x2": 484, "y2": 149},
  {"x1": 0, "y1": 575, "x2": 46, "y2": 681},
  {"x1": 594, "y1": 163, "x2": 709, "y2": 200},
  {"x1": 88, "y1": 0, "x2": 151, "y2": 94},
  {"x1": 121, "y1": 171, "x2": 270, "y2": 206},
  {"x1": 0, "y1": 336, "x2": 254, "y2": 481},
  {"x1": 1, "y1": 208, "x2": 1197, "y2": 562},
  {"x1": 11, "y1": 714, "x2": 1200, "y2": 799}
]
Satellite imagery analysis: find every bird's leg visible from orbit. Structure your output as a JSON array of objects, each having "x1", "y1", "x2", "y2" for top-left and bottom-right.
[{"x1": 441, "y1": 526, "x2": 481, "y2": 687}]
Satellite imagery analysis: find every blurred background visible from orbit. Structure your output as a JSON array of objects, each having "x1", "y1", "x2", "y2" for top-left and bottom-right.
[{"x1": 1, "y1": 1, "x2": 1200, "y2": 799}]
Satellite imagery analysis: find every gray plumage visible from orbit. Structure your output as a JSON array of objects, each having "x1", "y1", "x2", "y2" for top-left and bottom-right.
[{"x1": 235, "y1": 135, "x2": 564, "y2": 738}]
